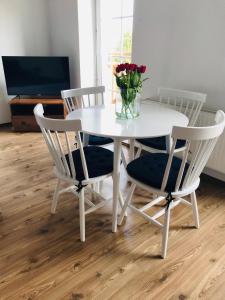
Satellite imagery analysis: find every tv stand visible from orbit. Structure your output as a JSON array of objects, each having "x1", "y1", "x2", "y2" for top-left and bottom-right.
[{"x1": 9, "y1": 97, "x2": 66, "y2": 131}]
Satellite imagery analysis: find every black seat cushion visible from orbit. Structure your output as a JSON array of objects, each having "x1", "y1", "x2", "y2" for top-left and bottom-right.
[
  {"x1": 127, "y1": 153, "x2": 189, "y2": 193},
  {"x1": 66, "y1": 146, "x2": 113, "y2": 181},
  {"x1": 88, "y1": 135, "x2": 113, "y2": 146},
  {"x1": 80, "y1": 132, "x2": 113, "y2": 146},
  {"x1": 136, "y1": 136, "x2": 186, "y2": 151}
]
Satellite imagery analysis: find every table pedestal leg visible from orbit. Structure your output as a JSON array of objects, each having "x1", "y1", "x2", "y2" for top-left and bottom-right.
[{"x1": 112, "y1": 138, "x2": 122, "y2": 232}]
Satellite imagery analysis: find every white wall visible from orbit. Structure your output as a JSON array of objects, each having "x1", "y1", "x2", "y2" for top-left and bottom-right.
[
  {"x1": 0, "y1": 0, "x2": 81, "y2": 124},
  {"x1": 0, "y1": 0, "x2": 51, "y2": 124},
  {"x1": 78, "y1": 0, "x2": 96, "y2": 87},
  {"x1": 132, "y1": 0, "x2": 225, "y2": 111},
  {"x1": 47, "y1": 0, "x2": 81, "y2": 89}
]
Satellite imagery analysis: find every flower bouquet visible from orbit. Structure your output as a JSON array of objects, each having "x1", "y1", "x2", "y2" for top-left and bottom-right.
[{"x1": 114, "y1": 63, "x2": 148, "y2": 119}]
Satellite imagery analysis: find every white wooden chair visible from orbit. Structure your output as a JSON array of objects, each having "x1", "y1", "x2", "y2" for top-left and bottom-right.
[
  {"x1": 34, "y1": 104, "x2": 125, "y2": 242},
  {"x1": 61, "y1": 85, "x2": 127, "y2": 168},
  {"x1": 61, "y1": 86, "x2": 113, "y2": 147},
  {"x1": 135, "y1": 87, "x2": 207, "y2": 156},
  {"x1": 62, "y1": 86, "x2": 105, "y2": 111},
  {"x1": 119, "y1": 110, "x2": 225, "y2": 258}
]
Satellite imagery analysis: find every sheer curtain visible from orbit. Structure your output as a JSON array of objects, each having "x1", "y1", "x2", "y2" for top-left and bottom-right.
[{"x1": 98, "y1": 0, "x2": 134, "y2": 102}]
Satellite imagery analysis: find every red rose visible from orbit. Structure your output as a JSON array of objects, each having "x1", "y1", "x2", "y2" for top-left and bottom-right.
[
  {"x1": 140, "y1": 65, "x2": 146, "y2": 73},
  {"x1": 116, "y1": 63, "x2": 126, "y2": 73},
  {"x1": 129, "y1": 63, "x2": 137, "y2": 71},
  {"x1": 126, "y1": 64, "x2": 132, "y2": 72},
  {"x1": 124, "y1": 63, "x2": 130, "y2": 71},
  {"x1": 116, "y1": 65, "x2": 121, "y2": 73},
  {"x1": 137, "y1": 65, "x2": 146, "y2": 73},
  {"x1": 120, "y1": 64, "x2": 126, "y2": 71}
]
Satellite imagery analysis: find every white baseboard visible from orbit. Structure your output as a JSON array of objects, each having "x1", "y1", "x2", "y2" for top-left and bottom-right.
[{"x1": 203, "y1": 167, "x2": 225, "y2": 183}]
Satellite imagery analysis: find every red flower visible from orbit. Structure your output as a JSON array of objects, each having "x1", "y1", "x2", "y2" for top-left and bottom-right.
[
  {"x1": 128, "y1": 63, "x2": 137, "y2": 71},
  {"x1": 120, "y1": 64, "x2": 126, "y2": 71},
  {"x1": 123, "y1": 63, "x2": 129, "y2": 72},
  {"x1": 140, "y1": 65, "x2": 146, "y2": 73},
  {"x1": 115, "y1": 65, "x2": 120, "y2": 73},
  {"x1": 116, "y1": 63, "x2": 126, "y2": 73},
  {"x1": 114, "y1": 62, "x2": 149, "y2": 91},
  {"x1": 137, "y1": 65, "x2": 147, "y2": 73}
]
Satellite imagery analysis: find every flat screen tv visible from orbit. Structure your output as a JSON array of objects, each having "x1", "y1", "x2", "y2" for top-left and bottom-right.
[{"x1": 2, "y1": 56, "x2": 70, "y2": 97}]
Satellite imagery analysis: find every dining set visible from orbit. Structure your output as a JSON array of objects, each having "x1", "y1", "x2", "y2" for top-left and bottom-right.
[{"x1": 34, "y1": 86, "x2": 225, "y2": 258}]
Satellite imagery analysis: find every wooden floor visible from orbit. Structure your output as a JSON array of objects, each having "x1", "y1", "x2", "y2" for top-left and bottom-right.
[{"x1": 1, "y1": 129, "x2": 225, "y2": 300}]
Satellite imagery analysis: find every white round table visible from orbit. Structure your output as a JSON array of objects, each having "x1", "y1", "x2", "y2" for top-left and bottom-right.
[{"x1": 66, "y1": 101, "x2": 189, "y2": 232}]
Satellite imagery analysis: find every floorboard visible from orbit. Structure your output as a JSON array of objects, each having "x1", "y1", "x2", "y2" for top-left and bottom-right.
[{"x1": 0, "y1": 130, "x2": 225, "y2": 300}]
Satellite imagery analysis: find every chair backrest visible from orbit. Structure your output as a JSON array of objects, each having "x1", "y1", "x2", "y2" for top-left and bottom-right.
[
  {"x1": 161, "y1": 110, "x2": 225, "y2": 193},
  {"x1": 34, "y1": 104, "x2": 89, "y2": 182},
  {"x1": 61, "y1": 86, "x2": 105, "y2": 112},
  {"x1": 158, "y1": 87, "x2": 207, "y2": 126}
]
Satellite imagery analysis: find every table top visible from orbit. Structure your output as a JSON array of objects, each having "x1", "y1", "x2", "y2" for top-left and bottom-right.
[{"x1": 66, "y1": 101, "x2": 189, "y2": 139}]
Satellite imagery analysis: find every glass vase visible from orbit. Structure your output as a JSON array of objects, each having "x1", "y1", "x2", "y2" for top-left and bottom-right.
[{"x1": 115, "y1": 88, "x2": 141, "y2": 119}]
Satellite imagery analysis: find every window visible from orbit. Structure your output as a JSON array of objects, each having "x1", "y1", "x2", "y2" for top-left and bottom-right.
[{"x1": 98, "y1": 0, "x2": 134, "y2": 101}]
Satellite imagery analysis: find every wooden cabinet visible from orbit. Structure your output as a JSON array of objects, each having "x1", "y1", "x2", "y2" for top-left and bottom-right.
[{"x1": 9, "y1": 97, "x2": 66, "y2": 131}]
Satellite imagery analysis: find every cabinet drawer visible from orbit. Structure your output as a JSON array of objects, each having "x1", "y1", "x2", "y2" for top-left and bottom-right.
[{"x1": 12, "y1": 116, "x2": 40, "y2": 131}]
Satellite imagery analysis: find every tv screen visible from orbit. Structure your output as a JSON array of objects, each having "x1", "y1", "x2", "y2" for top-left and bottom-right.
[{"x1": 2, "y1": 56, "x2": 70, "y2": 96}]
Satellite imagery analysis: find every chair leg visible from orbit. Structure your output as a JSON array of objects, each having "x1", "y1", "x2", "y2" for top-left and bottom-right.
[
  {"x1": 119, "y1": 190, "x2": 127, "y2": 217},
  {"x1": 79, "y1": 189, "x2": 85, "y2": 242},
  {"x1": 121, "y1": 148, "x2": 127, "y2": 168},
  {"x1": 91, "y1": 183, "x2": 97, "y2": 201},
  {"x1": 51, "y1": 179, "x2": 61, "y2": 214},
  {"x1": 135, "y1": 146, "x2": 142, "y2": 159},
  {"x1": 161, "y1": 206, "x2": 171, "y2": 259},
  {"x1": 99, "y1": 181, "x2": 104, "y2": 191},
  {"x1": 191, "y1": 191, "x2": 200, "y2": 229},
  {"x1": 96, "y1": 182, "x2": 100, "y2": 193},
  {"x1": 118, "y1": 183, "x2": 136, "y2": 225}
]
